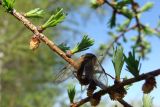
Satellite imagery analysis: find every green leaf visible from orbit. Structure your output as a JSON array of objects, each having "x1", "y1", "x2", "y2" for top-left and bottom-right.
[
  {"x1": 67, "y1": 86, "x2": 76, "y2": 103},
  {"x1": 90, "y1": 0, "x2": 104, "y2": 8},
  {"x1": 2, "y1": 0, "x2": 15, "y2": 12},
  {"x1": 140, "y1": 2, "x2": 154, "y2": 12},
  {"x1": 42, "y1": 8, "x2": 66, "y2": 29},
  {"x1": 117, "y1": 19, "x2": 131, "y2": 32},
  {"x1": 90, "y1": 0, "x2": 100, "y2": 8},
  {"x1": 116, "y1": 0, "x2": 132, "y2": 9},
  {"x1": 58, "y1": 43, "x2": 70, "y2": 52},
  {"x1": 112, "y1": 46, "x2": 124, "y2": 80},
  {"x1": 124, "y1": 49, "x2": 141, "y2": 77},
  {"x1": 130, "y1": 36, "x2": 138, "y2": 41},
  {"x1": 122, "y1": 36, "x2": 127, "y2": 43},
  {"x1": 108, "y1": 11, "x2": 116, "y2": 28},
  {"x1": 142, "y1": 25, "x2": 157, "y2": 35},
  {"x1": 108, "y1": 31, "x2": 117, "y2": 39},
  {"x1": 71, "y1": 35, "x2": 94, "y2": 54},
  {"x1": 143, "y1": 94, "x2": 153, "y2": 107},
  {"x1": 24, "y1": 8, "x2": 44, "y2": 18},
  {"x1": 121, "y1": 6, "x2": 133, "y2": 19}
]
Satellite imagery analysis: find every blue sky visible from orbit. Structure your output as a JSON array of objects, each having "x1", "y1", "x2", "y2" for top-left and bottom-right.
[
  {"x1": 59, "y1": 0, "x2": 160, "y2": 106},
  {"x1": 64, "y1": 0, "x2": 160, "y2": 106}
]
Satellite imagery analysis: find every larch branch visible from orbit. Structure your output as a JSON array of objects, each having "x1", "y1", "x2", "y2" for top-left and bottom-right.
[
  {"x1": 11, "y1": 9, "x2": 79, "y2": 69},
  {"x1": 75, "y1": 69, "x2": 160, "y2": 106}
]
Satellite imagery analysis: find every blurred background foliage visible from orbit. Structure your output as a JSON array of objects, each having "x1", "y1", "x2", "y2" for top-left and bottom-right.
[
  {"x1": 0, "y1": 0, "x2": 160, "y2": 107},
  {"x1": 0, "y1": 0, "x2": 90, "y2": 107}
]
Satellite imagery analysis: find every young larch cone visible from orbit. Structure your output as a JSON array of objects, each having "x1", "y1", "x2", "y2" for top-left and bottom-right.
[
  {"x1": 142, "y1": 76, "x2": 156, "y2": 93},
  {"x1": 108, "y1": 86, "x2": 127, "y2": 100},
  {"x1": 29, "y1": 35, "x2": 40, "y2": 50}
]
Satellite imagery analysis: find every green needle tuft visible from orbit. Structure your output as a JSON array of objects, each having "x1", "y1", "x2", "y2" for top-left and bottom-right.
[
  {"x1": 112, "y1": 46, "x2": 124, "y2": 80},
  {"x1": 24, "y1": 8, "x2": 44, "y2": 18},
  {"x1": 42, "y1": 8, "x2": 66, "y2": 29},
  {"x1": 71, "y1": 35, "x2": 94, "y2": 54},
  {"x1": 67, "y1": 86, "x2": 76, "y2": 103},
  {"x1": 124, "y1": 49, "x2": 141, "y2": 77},
  {"x1": 2, "y1": 0, "x2": 15, "y2": 12}
]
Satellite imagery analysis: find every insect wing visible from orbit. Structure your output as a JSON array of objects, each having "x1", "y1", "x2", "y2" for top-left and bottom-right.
[
  {"x1": 93, "y1": 59, "x2": 108, "y2": 89},
  {"x1": 54, "y1": 64, "x2": 75, "y2": 83}
]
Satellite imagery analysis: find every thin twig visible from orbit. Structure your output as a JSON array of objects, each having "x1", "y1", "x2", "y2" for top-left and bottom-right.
[
  {"x1": 131, "y1": 0, "x2": 142, "y2": 43},
  {"x1": 104, "y1": 0, "x2": 116, "y2": 10},
  {"x1": 101, "y1": 0, "x2": 143, "y2": 61},
  {"x1": 100, "y1": 25, "x2": 137, "y2": 63},
  {"x1": 75, "y1": 69, "x2": 160, "y2": 106},
  {"x1": 104, "y1": 0, "x2": 128, "y2": 15}
]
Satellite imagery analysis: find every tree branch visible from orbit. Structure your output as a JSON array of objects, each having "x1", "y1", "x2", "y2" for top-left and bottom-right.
[
  {"x1": 10, "y1": 9, "x2": 79, "y2": 69},
  {"x1": 75, "y1": 69, "x2": 160, "y2": 106}
]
